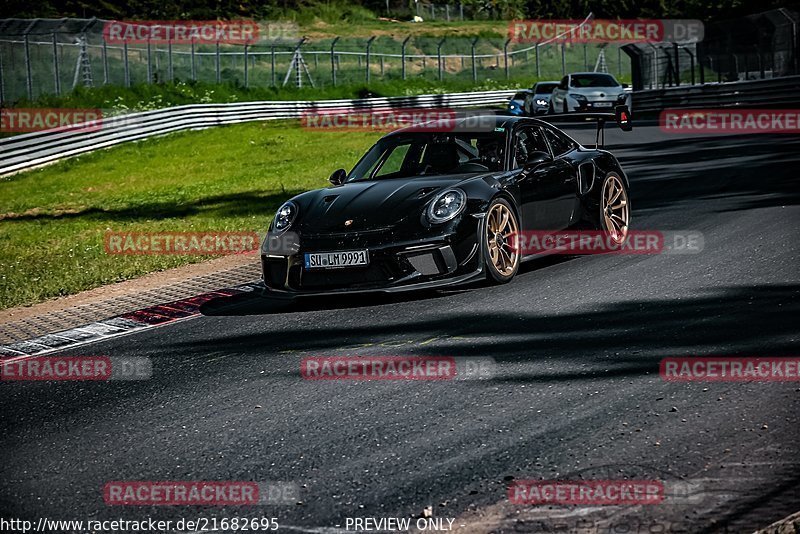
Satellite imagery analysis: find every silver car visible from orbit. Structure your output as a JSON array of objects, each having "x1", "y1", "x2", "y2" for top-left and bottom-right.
[
  {"x1": 523, "y1": 81, "x2": 559, "y2": 116},
  {"x1": 549, "y1": 73, "x2": 631, "y2": 114}
]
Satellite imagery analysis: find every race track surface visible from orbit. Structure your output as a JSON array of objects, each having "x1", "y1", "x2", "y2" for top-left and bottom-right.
[{"x1": 1, "y1": 125, "x2": 799, "y2": 533}]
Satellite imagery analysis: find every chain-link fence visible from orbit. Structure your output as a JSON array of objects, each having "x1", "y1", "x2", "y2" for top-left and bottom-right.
[
  {"x1": 623, "y1": 9, "x2": 799, "y2": 90},
  {"x1": 0, "y1": 18, "x2": 633, "y2": 104}
]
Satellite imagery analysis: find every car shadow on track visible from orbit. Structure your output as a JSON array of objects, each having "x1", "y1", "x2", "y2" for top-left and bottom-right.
[{"x1": 199, "y1": 254, "x2": 576, "y2": 316}]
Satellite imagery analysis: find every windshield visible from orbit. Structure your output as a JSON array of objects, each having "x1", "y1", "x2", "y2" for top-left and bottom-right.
[
  {"x1": 348, "y1": 132, "x2": 506, "y2": 181},
  {"x1": 534, "y1": 83, "x2": 558, "y2": 94},
  {"x1": 512, "y1": 92, "x2": 529, "y2": 100},
  {"x1": 570, "y1": 74, "x2": 620, "y2": 88}
]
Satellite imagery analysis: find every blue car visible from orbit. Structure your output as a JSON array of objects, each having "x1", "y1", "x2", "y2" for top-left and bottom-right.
[{"x1": 507, "y1": 90, "x2": 532, "y2": 116}]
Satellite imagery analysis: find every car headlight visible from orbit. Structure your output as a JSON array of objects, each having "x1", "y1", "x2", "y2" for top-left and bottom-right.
[
  {"x1": 273, "y1": 201, "x2": 297, "y2": 232},
  {"x1": 427, "y1": 189, "x2": 466, "y2": 224},
  {"x1": 536, "y1": 99, "x2": 548, "y2": 106},
  {"x1": 569, "y1": 94, "x2": 587, "y2": 102}
]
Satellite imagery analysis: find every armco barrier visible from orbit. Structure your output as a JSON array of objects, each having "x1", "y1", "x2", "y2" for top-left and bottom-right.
[
  {"x1": 3, "y1": 77, "x2": 800, "y2": 176},
  {"x1": 632, "y1": 75, "x2": 800, "y2": 114},
  {"x1": 0, "y1": 89, "x2": 515, "y2": 176}
]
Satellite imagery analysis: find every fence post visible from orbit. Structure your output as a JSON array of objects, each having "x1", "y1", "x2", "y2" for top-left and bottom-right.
[
  {"x1": 460, "y1": 2, "x2": 464, "y2": 20},
  {"x1": 504, "y1": 38, "x2": 511, "y2": 78},
  {"x1": 147, "y1": 39, "x2": 152, "y2": 83},
  {"x1": 123, "y1": 42, "x2": 130, "y2": 87},
  {"x1": 618, "y1": 46, "x2": 621, "y2": 77},
  {"x1": 446, "y1": 4, "x2": 450, "y2": 21},
  {"x1": 437, "y1": 38, "x2": 445, "y2": 81},
  {"x1": 0, "y1": 51, "x2": 5, "y2": 104},
  {"x1": 102, "y1": 39, "x2": 108, "y2": 84},
  {"x1": 330, "y1": 37, "x2": 339, "y2": 86},
  {"x1": 271, "y1": 45, "x2": 276, "y2": 87},
  {"x1": 561, "y1": 42, "x2": 566, "y2": 75},
  {"x1": 686, "y1": 47, "x2": 695, "y2": 85},
  {"x1": 401, "y1": 36, "x2": 410, "y2": 80},
  {"x1": 673, "y1": 42, "x2": 680, "y2": 85},
  {"x1": 168, "y1": 40, "x2": 173, "y2": 81},
  {"x1": 52, "y1": 33, "x2": 61, "y2": 95},
  {"x1": 215, "y1": 41, "x2": 221, "y2": 83},
  {"x1": 366, "y1": 36, "x2": 376, "y2": 83},
  {"x1": 191, "y1": 38, "x2": 196, "y2": 81},
  {"x1": 244, "y1": 43, "x2": 249, "y2": 87},
  {"x1": 583, "y1": 43, "x2": 587, "y2": 70},
  {"x1": 471, "y1": 37, "x2": 478, "y2": 82},
  {"x1": 535, "y1": 43, "x2": 540, "y2": 77},
  {"x1": 698, "y1": 42, "x2": 705, "y2": 84},
  {"x1": 24, "y1": 34, "x2": 33, "y2": 99}
]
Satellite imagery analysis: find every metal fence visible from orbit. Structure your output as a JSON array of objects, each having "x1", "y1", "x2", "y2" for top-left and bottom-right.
[
  {"x1": 0, "y1": 17, "x2": 632, "y2": 104},
  {"x1": 0, "y1": 89, "x2": 516, "y2": 176},
  {"x1": 624, "y1": 9, "x2": 799, "y2": 90}
]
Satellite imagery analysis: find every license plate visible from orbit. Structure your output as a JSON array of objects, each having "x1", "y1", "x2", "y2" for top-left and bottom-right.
[
  {"x1": 304, "y1": 250, "x2": 369, "y2": 269},
  {"x1": 594, "y1": 102, "x2": 613, "y2": 108}
]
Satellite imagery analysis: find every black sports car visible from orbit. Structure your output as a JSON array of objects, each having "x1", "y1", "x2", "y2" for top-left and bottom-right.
[{"x1": 261, "y1": 108, "x2": 632, "y2": 294}]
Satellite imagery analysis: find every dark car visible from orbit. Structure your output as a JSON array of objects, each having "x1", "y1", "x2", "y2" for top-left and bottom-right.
[{"x1": 261, "y1": 110, "x2": 632, "y2": 295}]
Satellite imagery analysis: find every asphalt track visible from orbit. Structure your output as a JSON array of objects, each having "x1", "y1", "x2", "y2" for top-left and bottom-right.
[{"x1": 1, "y1": 124, "x2": 799, "y2": 533}]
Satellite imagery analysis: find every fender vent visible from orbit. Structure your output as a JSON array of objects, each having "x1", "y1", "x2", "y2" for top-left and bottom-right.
[{"x1": 578, "y1": 163, "x2": 595, "y2": 195}]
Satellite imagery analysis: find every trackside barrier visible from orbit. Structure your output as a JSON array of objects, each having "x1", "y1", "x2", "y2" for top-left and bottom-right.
[
  {"x1": 632, "y1": 75, "x2": 800, "y2": 114},
  {"x1": 3, "y1": 76, "x2": 800, "y2": 176},
  {"x1": 0, "y1": 90, "x2": 515, "y2": 176}
]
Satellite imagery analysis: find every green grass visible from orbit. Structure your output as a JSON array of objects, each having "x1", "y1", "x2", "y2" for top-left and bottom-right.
[{"x1": 0, "y1": 121, "x2": 381, "y2": 310}]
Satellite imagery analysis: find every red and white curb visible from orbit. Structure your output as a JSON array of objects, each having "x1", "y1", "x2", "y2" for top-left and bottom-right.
[{"x1": 0, "y1": 282, "x2": 261, "y2": 360}]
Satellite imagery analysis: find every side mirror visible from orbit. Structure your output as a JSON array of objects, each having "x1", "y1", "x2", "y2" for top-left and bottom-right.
[
  {"x1": 525, "y1": 150, "x2": 551, "y2": 168},
  {"x1": 329, "y1": 168, "x2": 346, "y2": 186},
  {"x1": 622, "y1": 83, "x2": 630, "y2": 88}
]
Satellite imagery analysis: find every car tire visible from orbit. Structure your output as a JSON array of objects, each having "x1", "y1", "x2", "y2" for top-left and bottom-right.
[
  {"x1": 483, "y1": 198, "x2": 520, "y2": 284},
  {"x1": 598, "y1": 172, "x2": 631, "y2": 248}
]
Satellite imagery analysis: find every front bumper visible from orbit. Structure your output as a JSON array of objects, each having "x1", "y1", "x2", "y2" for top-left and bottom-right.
[
  {"x1": 261, "y1": 218, "x2": 484, "y2": 295},
  {"x1": 574, "y1": 99, "x2": 626, "y2": 112}
]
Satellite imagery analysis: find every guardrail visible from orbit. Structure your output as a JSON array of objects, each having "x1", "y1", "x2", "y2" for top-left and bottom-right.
[
  {"x1": 632, "y1": 75, "x2": 800, "y2": 114},
  {"x1": 4, "y1": 76, "x2": 800, "y2": 177},
  {"x1": 0, "y1": 89, "x2": 515, "y2": 177}
]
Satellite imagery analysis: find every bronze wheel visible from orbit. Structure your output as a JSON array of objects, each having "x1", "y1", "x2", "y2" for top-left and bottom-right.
[
  {"x1": 600, "y1": 173, "x2": 630, "y2": 245},
  {"x1": 485, "y1": 198, "x2": 520, "y2": 283}
]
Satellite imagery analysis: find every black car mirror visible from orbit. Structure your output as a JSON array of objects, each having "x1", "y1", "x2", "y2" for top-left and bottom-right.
[
  {"x1": 329, "y1": 168, "x2": 347, "y2": 185},
  {"x1": 622, "y1": 83, "x2": 630, "y2": 88},
  {"x1": 524, "y1": 151, "x2": 551, "y2": 168}
]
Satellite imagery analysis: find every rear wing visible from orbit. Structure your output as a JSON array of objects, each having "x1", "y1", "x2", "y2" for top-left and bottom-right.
[{"x1": 538, "y1": 105, "x2": 632, "y2": 148}]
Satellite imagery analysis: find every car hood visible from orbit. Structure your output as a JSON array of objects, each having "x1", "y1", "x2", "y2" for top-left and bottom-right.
[
  {"x1": 292, "y1": 175, "x2": 479, "y2": 233},
  {"x1": 570, "y1": 87, "x2": 625, "y2": 99}
]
